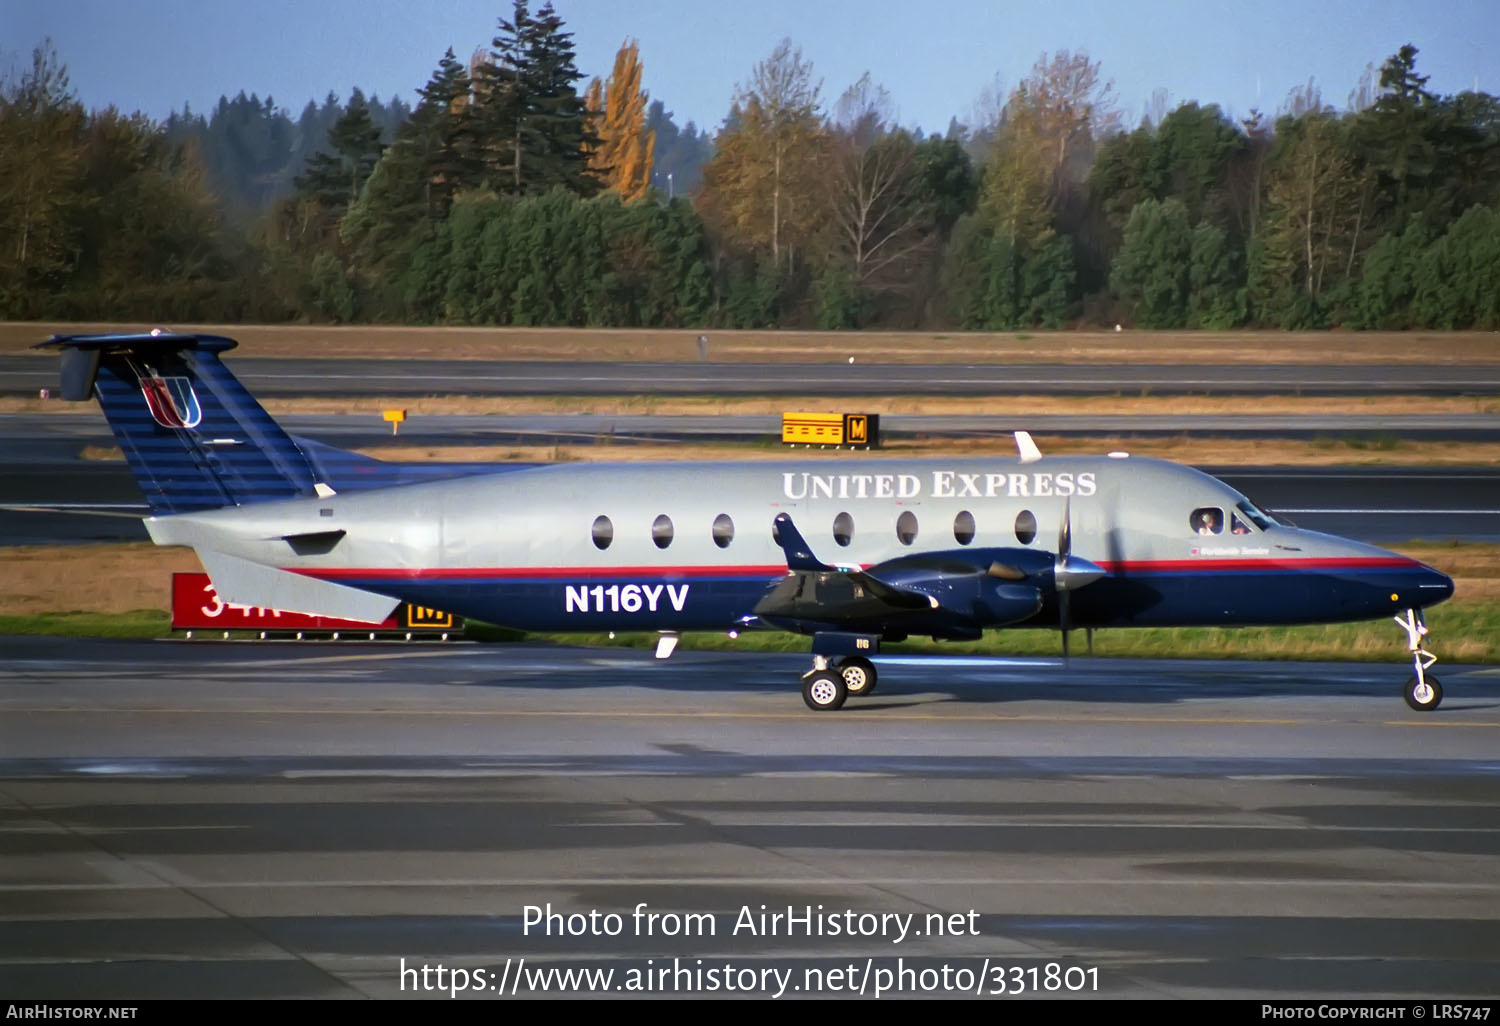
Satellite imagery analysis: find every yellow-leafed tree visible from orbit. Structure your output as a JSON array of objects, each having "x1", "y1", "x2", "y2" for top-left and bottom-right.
[
  {"x1": 583, "y1": 76, "x2": 604, "y2": 173},
  {"x1": 588, "y1": 40, "x2": 655, "y2": 202}
]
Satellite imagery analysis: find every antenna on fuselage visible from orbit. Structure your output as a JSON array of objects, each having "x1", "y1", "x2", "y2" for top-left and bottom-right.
[{"x1": 1015, "y1": 431, "x2": 1042, "y2": 463}]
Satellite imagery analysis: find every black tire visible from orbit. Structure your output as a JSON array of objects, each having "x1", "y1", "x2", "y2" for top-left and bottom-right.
[
  {"x1": 802, "y1": 670, "x2": 847, "y2": 711},
  {"x1": 1404, "y1": 674, "x2": 1442, "y2": 712},
  {"x1": 837, "y1": 656, "x2": 877, "y2": 697}
]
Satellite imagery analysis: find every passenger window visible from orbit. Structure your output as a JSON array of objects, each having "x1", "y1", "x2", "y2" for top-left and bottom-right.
[
  {"x1": 1014, "y1": 509, "x2": 1037, "y2": 545},
  {"x1": 1230, "y1": 512, "x2": 1253, "y2": 535},
  {"x1": 832, "y1": 511, "x2": 854, "y2": 547},
  {"x1": 1190, "y1": 507, "x2": 1224, "y2": 536},
  {"x1": 953, "y1": 510, "x2": 975, "y2": 545},
  {"x1": 591, "y1": 515, "x2": 613, "y2": 550},
  {"x1": 712, "y1": 513, "x2": 734, "y2": 548},
  {"x1": 896, "y1": 511, "x2": 918, "y2": 546},
  {"x1": 652, "y1": 514, "x2": 674, "y2": 549}
]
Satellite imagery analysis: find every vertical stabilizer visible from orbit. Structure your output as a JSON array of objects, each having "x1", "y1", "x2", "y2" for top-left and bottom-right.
[{"x1": 39, "y1": 333, "x2": 318, "y2": 514}]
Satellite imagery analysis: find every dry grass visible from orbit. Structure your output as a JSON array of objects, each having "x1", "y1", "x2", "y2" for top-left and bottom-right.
[
  {"x1": 3, "y1": 543, "x2": 201, "y2": 615},
  {"x1": 6, "y1": 320, "x2": 1500, "y2": 364},
  {"x1": 3, "y1": 540, "x2": 1492, "y2": 619}
]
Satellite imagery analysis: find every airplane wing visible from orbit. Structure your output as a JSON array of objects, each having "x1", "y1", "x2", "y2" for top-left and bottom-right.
[{"x1": 755, "y1": 512, "x2": 1071, "y2": 639}]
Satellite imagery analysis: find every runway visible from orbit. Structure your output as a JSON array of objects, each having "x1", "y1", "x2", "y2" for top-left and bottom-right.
[
  {"x1": 7, "y1": 354, "x2": 1500, "y2": 397},
  {"x1": 2, "y1": 637, "x2": 1497, "y2": 999}
]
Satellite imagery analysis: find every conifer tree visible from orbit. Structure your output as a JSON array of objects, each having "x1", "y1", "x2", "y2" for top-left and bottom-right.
[
  {"x1": 294, "y1": 89, "x2": 386, "y2": 214},
  {"x1": 472, "y1": 0, "x2": 594, "y2": 196},
  {"x1": 522, "y1": 2, "x2": 595, "y2": 194}
]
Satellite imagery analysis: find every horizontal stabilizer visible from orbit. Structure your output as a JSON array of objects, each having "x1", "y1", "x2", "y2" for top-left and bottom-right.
[
  {"x1": 772, "y1": 513, "x2": 834, "y2": 572},
  {"x1": 194, "y1": 549, "x2": 399, "y2": 624}
]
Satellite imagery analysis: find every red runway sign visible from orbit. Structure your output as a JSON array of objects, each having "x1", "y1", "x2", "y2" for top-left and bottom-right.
[{"x1": 170, "y1": 573, "x2": 455, "y2": 631}]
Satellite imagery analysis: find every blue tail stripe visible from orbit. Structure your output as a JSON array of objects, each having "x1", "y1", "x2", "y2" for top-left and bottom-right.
[
  {"x1": 81, "y1": 339, "x2": 317, "y2": 514},
  {"x1": 44, "y1": 332, "x2": 509, "y2": 512}
]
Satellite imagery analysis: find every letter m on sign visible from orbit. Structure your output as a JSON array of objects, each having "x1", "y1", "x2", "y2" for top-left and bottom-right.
[{"x1": 842, "y1": 413, "x2": 877, "y2": 447}]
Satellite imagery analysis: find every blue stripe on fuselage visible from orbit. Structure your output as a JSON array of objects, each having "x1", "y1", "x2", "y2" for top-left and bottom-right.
[{"x1": 295, "y1": 563, "x2": 1448, "y2": 633}]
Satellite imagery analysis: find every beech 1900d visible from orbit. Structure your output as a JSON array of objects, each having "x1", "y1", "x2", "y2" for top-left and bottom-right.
[{"x1": 42, "y1": 332, "x2": 1456, "y2": 712}]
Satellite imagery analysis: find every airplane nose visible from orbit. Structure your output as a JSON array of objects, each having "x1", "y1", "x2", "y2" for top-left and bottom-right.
[{"x1": 1418, "y1": 564, "x2": 1455, "y2": 606}]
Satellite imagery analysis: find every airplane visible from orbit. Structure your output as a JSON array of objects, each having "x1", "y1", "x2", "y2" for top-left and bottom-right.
[{"x1": 39, "y1": 331, "x2": 1456, "y2": 712}]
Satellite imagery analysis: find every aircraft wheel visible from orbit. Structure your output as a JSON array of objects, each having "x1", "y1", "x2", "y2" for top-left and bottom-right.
[
  {"x1": 802, "y1": 670, "x2": 847, "y2": 711},
  {"x1": 837, "y1": 656, "x2": 877, "y2": 697},
  {"x1": 1404, "y1": 674, "x2": 1442, "y2": 712}
]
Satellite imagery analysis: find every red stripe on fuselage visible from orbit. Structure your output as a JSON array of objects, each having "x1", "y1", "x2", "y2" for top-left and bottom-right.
[
  {"x1": 292, "y1": 564, "x2": 791, "y2": 581},
  {"x1": 289, "y1": 556, "x2": 1421, "y2": 581},
  {"x1": 1096, "y1": 557, "x2": 1419, "y2": 573}
]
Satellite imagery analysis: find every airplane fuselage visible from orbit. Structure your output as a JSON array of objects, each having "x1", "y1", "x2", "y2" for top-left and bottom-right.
[{"x1": 147, "y1": 454, "x2": 1453, "y2": 636}]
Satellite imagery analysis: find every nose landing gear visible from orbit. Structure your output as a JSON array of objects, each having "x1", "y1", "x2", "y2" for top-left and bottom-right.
[{"x1": 1394, "y1": 608, "x2": 1442, "y2": 711}]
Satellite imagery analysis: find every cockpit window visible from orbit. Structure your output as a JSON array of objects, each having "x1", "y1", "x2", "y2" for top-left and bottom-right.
[
  {"x1": 1230, "y1": 512, "x2": 1253, "y2": 535},
  {"x1": 1191, "y1": 507, "x2": 1224, "y2": 536},
  {"x1": 1235, "y1": 498, "x2": 1278, "y2": 530}
]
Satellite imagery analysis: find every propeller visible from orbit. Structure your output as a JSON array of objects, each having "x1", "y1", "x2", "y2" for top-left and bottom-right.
[
  {"x1": 1057, "y1": 497, "x2": 1073, "y2": 658},
  {"x1": 1053, "y1": 496, "x2": 1107, "y2": 659}
]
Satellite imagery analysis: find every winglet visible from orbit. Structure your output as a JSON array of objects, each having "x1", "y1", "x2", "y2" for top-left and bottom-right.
[
  {"x1": 772, "y1": 512, "x2": 834, "y2": 572},
  {"x1": 1015, "y1": 430, "x2": 1042, "y2": 463}
]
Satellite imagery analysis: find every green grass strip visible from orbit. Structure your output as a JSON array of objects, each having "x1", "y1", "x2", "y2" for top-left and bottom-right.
[{"x1": 3, "y1": 605, "x2": 1493, "y2": 664}]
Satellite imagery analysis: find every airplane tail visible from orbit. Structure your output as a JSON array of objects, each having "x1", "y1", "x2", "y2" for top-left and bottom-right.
[{"x1": 39, "y1": 332, "x2": 325, "y2": 515}]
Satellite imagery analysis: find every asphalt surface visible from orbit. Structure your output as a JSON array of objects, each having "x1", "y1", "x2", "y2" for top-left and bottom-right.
[
  {"x1": 2, "y1": 637, "x2": 1498, "y2": 1000},
  {"x1": 8, "y1": 354, "x2": 1500, "y2": 397}
]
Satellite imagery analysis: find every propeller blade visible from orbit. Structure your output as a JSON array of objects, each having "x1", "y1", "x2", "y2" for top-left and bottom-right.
[
  {"x1": 1057, "y1": 497, "x2": 1074, "y2": 660},
  {"x1": 987, "y1": 561, "x2": 1028, "y2": 581},
  {"x1": 1058, "y1": 496, "x2": 1072, "y2": 562}
]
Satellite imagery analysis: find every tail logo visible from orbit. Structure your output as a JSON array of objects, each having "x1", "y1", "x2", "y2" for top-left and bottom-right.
[{"x1": 140, "y1": 376, "x2": 202, "y2": 429}]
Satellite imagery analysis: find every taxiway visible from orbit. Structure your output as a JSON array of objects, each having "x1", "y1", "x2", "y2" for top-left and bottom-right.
[{"x1": 2, "y1": 637, "x2": 1498, "y2": 999}]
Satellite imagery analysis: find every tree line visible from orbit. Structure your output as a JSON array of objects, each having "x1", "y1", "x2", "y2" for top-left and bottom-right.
[{"x1": 2, "y1": 5, "x2": 1497, "y2": 332}]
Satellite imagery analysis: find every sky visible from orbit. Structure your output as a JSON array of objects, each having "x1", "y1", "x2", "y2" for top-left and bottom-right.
[{"x1": 6, "y1": 0, "x2": 1499, "y2": 136}]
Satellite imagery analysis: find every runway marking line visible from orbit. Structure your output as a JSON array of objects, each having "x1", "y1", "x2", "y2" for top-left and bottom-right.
[{"x1": 5, "y1": 706, "x2": 1500, "y2": 728}]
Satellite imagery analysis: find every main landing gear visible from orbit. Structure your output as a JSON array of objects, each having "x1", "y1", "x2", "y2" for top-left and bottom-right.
[
  {"x1": 1394, "y1": 608, "x2": 1442, "y2": 711},
  {"x1": 800, "y1": 655, "x2": 880, "y2": 711}
]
